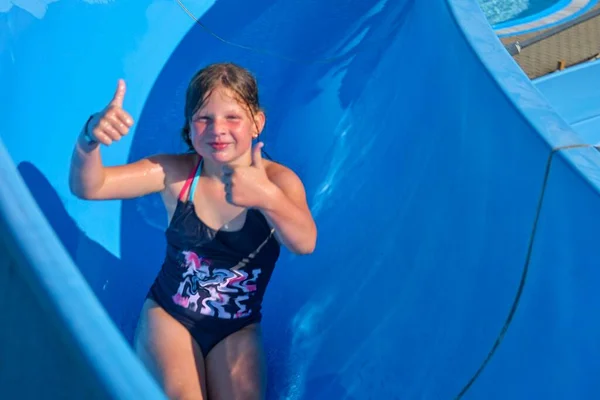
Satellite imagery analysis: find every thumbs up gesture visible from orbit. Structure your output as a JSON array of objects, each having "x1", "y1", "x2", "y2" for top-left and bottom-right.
[
  {"x1": 84, "y1": 79, "x2": 134, "y2": 146},
  {"x1": 222, "y1": 142, "x2": 275, "y2": 208}
]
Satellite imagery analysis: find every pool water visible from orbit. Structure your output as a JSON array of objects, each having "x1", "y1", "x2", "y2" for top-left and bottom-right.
[{"x1": 478, "y1": 0, "x2": 562, "y2": 25}]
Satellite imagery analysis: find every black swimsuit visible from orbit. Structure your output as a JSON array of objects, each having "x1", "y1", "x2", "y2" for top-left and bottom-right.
[{"x1": 146, "y1": 157, "x2": 280, "y2": 356}]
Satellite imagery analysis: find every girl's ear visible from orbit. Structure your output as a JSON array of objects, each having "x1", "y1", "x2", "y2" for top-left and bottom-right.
[{"x1": 253, "y1": 110, "x2": 266, "y2": 138}]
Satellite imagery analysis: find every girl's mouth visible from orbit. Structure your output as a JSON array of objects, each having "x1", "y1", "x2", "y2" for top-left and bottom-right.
[{"x1": 209, "y1": 142, "x2": 230, "y2": 150}]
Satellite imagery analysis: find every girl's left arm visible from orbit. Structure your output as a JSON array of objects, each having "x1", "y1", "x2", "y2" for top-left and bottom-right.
[{"x1": 259, "y1": 164, "x2": 317, "y2": 255}]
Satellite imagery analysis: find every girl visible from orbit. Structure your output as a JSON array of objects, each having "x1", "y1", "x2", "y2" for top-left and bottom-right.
[{"x1": 69, "y1": 63, "x2": 317, "y2": 400}]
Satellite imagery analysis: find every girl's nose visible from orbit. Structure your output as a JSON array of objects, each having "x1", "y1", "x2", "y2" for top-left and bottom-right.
[{"x1": 208, "y1": 118, "x2": 227, "y2": 135}]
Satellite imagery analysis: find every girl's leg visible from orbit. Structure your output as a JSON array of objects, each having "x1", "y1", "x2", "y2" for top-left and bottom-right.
[
  {"x1": 134, "y1": 298, "x2": 208, "y2": 400},
  {"x1": 205, "y1": 323, "x2": 266, "y2": 400}
]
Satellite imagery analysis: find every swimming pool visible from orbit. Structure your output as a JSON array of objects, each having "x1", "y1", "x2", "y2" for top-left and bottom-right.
[
  {"x1": 478, "y1": 0, "x2": 561, "y2": 25},
  {"x1": 479, "y1": 0, "x2": 599, "y2": 37}
]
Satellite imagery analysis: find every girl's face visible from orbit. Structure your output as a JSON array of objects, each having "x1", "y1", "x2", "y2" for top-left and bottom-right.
[{"x1": 189, "y1": 86, "x2": 264, "y2": 165}]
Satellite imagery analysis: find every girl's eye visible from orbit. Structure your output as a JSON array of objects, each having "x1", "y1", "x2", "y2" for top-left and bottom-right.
[
  {"x1": 226, "y1": 115, "x2": 240, "y2": 120},
  {"x1": 194, "y1": 116, "x2": 210, "y2": 122}
]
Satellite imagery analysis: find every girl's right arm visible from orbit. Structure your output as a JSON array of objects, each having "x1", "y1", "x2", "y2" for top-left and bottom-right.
[{"x1": 69, "y1": 79, "x2": 175, "y2": 200}]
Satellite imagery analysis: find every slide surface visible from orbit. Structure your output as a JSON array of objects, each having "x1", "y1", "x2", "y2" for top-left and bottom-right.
[{"x1": 535, "y1": 58, "x2": 600, "y2": 145}]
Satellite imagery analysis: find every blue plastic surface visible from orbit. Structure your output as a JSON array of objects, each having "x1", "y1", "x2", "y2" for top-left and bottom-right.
[
  {"x1": 2, "y1": 0, "x2": 600, "y2": 399},
  {"x1": 535, "y1": 59, "x2": 600, "y2": 145},
  {"x1": 0, "y1": 141, "x2": 166, "y2": 399}
]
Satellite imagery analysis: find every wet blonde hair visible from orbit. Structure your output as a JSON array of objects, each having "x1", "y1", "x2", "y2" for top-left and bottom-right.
[{"x1": 181, "y1": 62, "x2": 262, "y2": 150}]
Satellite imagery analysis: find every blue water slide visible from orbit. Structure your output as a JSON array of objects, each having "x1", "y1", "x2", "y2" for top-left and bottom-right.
[{"x1": 2, "y1": 0, "x2": 600, "y2": 399}]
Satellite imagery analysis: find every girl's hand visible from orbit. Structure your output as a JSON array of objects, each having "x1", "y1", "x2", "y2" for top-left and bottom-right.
[
  {"x1": 222, "y1": 142, "x2": 277, "y2": 209},
  {"x1": 84, "y1": 79, "x2": 134, "y2": 146}
]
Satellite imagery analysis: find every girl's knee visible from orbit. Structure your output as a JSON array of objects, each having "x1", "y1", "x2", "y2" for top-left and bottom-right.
[
  {"x1": 163, "y1": 375, "x2": 206, "y2": 400},
  {"x1": 236, "y1": 380, "x2": 265, "y2": 400}
]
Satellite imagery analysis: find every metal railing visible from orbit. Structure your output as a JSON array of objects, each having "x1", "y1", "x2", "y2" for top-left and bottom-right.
[{"x1": 505, "y1": 7, "x2": 600, "y2": 56}]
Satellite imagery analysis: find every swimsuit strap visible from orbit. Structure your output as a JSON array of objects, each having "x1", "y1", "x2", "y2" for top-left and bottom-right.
[
  {"x1": 188, "y1": 158, "x2": 203, "y2": 202},
  {"x1": 231, "y1": 228, "x2": 276, "y2": 271},
  {"x1": 178, "y1": 157, "x2": 203, "y2": 202}
]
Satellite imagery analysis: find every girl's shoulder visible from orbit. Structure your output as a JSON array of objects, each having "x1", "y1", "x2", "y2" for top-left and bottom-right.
[
  {"x1": 154, "y1": 152, "x2": 200, "y2": 202},
  {"x1": 152, "y1": 152, "x2": 198, "y2": 179},
  {"x1": 264, "y1": 159, "x2": 306, "y2": 193},
  {"x1": 264, "y1": 158, "x2": 290, "y2": 178}
]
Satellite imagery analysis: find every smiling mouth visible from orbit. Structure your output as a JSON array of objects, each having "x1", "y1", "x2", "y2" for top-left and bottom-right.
[{"x1": 209, "y1": 142, "x2": 231, "y2": 150}]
